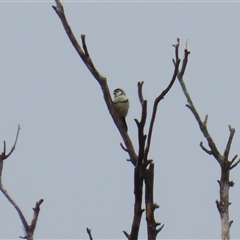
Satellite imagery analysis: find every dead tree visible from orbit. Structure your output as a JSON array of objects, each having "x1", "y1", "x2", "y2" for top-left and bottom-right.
[
  {"x1": 0, "y1": 125, "x2": 44, "y2": 240},
  {"x1": 53, "y1": 1, "x2": 187, "y2": 239},
  {"x1": 175, "y1": 49, "x2": 239, "y2": 240}
]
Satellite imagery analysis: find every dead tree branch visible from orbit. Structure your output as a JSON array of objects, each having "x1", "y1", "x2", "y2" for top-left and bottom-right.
[
  {"x1": 144, "y1": 39, "x2": 180, "y2": 161},
  {"x1": 53, "y1": 2, "x2": 181, "y2": 239},
  {"x1": 177, "y1": 47, "x2": 238, "y2": 240},
  {"x1": 144, "y1": 163, "x2": 164, "y2": 239},
  {"x1": 128, "y1": 39, "x2": 181, "y2": 240},
  {"x1": 0, "y1": 126, "x2": 43, "y2": 240},
  {"x1": 53, "y1": 0, "x2": 137, "y2": 166}
]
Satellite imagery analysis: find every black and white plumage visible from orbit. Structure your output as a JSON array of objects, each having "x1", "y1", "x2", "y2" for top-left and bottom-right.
[{"x1": 113, "y1": 88, "x2": 129, "y2": 131}]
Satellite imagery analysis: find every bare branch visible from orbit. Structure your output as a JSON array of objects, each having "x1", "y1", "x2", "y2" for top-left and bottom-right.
[
  {"x1": 138, "y1": 81, "x2": 144, "y2": 105},
  {"x1": 177, "y1": 60, "x2": 223, "y2": 165},
  {"x1": 203, "y1": 114, "x2": 208, "y2": 125},
  {"x1": 86, "y1": 228, "x2": 93, "y2": 240},
  {"x1": 179, "y1": 48, "x2": 190, "y2": 78},
  {"x1": 123, "y1": 230, "x2": 129, "y2": 239},
  {"x1": 81, "y1": 34, "x2": 90, "y2": 57},
  {"x1": 144, "y1": 39, "x2": 181, "y2": 160},
  {"x1": 172, "y1": 38, "x2": 180, "y2": 62},
  {"x1": 177, "y1": 45, "x2": 240, "y2": 240},
  {"x1": 3, "y1": 141, "x2": 6, "y2": 156},
  {"x1": 53, "y1": 0, "x2": 138, "y2": 166},
  {"x1": 29, "y1": 199, "x2": 44, "y2": 234},
  {"x1": 223, "y1": 125, "x2": 235, "y2": 161},
  {"x1": 136, "y1": 98, "x2": 147, "y2": 166},
  {"x1": 200, "y1": 142, "x2": 212, "y2": 155},
  {"x1": 230, "y1": 158, "x2": 240, "y2": 170},
  {"x1": 156, "y1": 224, "x2": 165, "y2": 234},
  {"x1": 145, "y1": 163, "x2": 162, "y2": 238},
  {"x1": 0, "y1": 125, "x2": 20, "y2": 161},
  {"x1": 0, "y1": 184, "x2": 29, "y2": 234},
  {"x1": 120, "y1": 143, "x2": 129, "y2": 152}
]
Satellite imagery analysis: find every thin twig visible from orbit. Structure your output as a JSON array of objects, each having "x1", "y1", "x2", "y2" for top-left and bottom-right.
[
  {"x1": 144, "y1": 39, "x2": 180, "y2": 160},
  {"x1": 223, "y1": 126, "x2": 235, "y2": 160},
  {"x1": 86, "y1": 227, "x2": 93, "y2": 240},
  {"x1": 138, "y1": 81, "x2": 145, "y2": 105},
  {"x1": 123, "y1": 230, "x2": 130, "y2": 239},
  {"x1": 1, "y1": 125, "x2": 20, "y2": 160},
  {"x1": 230, "y1": 159, "x2": 240, "y2": 170}
]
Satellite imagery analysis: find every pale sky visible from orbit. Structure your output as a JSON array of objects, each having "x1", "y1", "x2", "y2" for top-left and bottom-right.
[{"x1": 1, "y1": 1, "x2": 240, "y2": 239}]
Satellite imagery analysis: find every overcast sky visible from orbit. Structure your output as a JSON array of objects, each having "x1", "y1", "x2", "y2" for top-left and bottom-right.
[{"x1": 1, "y1": 1, "x2": 240, "y2": 240}]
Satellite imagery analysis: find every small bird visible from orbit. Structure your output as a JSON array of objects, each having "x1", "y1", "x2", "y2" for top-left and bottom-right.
[{"x1": 113, "y1": 88, "x2": 129, "y2": 131}]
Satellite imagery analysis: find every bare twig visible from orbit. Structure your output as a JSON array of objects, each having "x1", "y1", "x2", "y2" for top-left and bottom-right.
[
  {"x1": 0, "y1": 125, "x2": 20, "y2": 161},
  {"x1": 120, "y1": 143, "x2": 129, "y2": 152},
  {"x1": 223, "y1": 126, "x2": 235, "y2": 160},
  {"x1": 200, "y1": 142, "x2": 212, "y2": 155},
  {"x1": 137, "y1": 81, "x2": 145, "y2": 105},
  {"x1": 144, "y1": 39, "x2": 181, "y2": 161},
  {"x1": 123, "y1": 230, "x2": 130, "y2": 239},
  {"x1": 86, "y1": 227, "x2": 93, "y2": 240},
  {"x1": 230, "y1": 158, "x2": 240, "y2": 170}
]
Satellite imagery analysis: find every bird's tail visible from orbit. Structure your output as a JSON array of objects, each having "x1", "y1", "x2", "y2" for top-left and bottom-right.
[{"x1": 121, "y1": 118, "x2": 128, "y2": 132}]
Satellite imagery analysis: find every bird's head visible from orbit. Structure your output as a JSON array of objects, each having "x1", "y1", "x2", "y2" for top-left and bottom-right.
[{"x1": 113, "y1": 88, "x2": 126, "y2": 98}]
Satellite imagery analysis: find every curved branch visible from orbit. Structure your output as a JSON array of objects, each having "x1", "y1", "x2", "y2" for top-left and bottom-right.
[{"x1": 144, "y1": 39, "x2": 180, "y2": 160}]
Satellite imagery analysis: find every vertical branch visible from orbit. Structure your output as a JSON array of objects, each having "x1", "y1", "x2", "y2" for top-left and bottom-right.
[
  {"x1": 128, "y1": 83, "x2": 147, "y2": 240},
  {"x1": 145, "y1": 163, "x2": 163, "y2": 239}
]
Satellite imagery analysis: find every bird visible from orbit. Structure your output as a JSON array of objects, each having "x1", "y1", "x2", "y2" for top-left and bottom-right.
[{"x1": 113, "y1": 88, "x2": 129, "y2": 131}]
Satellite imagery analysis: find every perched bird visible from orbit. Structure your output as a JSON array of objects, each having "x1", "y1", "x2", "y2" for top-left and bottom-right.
[{"x1": 113, "y1": 88, "x2": 129, "y2": 131}]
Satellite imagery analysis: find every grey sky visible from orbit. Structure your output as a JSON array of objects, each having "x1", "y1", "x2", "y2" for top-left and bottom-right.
[{"x1": 1, "y1": 1, "x2": 240, "y2": 239}]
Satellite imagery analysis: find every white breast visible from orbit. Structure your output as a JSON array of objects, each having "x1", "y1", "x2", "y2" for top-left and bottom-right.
[{"x1": 113, "y1": 96, "x2": 129, "y2": 117}]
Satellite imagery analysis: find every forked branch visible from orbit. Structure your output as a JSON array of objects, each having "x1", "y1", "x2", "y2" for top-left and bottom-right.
[
  {"x1": 0, "y1": 126, "x2": 43, "y2": 240},
  {"x1": 129, "y1": 39, "x2": 181, "y2": 240},
  {"x1": 176, "y1": 46, "x2": 238, "y2": 240}
]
